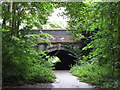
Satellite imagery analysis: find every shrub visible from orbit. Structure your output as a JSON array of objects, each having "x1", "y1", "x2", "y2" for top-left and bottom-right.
[
  {"x1": 2, "y1": 30, "x2": 56, "y2": 86},
  {"x1": 70, "y1": 61, "x2": 120, "y2": 88}
]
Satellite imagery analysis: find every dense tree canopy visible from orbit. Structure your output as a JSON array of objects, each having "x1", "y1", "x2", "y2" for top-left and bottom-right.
[
  {"x1": 2, "y1": 2, "x2": 55, "y2": 86},
  {"x1": 1, "y1": 1, "x2": 120, "y2": 88},
  {"x1": 61, "y1": 2, "x2": 120, "y2": 88},
  {"x1": 2, "y1": 2, "x2": 54, "y2": 37}
]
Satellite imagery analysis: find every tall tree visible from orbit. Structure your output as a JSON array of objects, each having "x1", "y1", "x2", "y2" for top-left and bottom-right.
[
  {"x1": 2, "y1": 2, "x2": 54, "y2": 37},
  {"x1": 60, "y1": 2, "x2": 120, "y2": 88}
]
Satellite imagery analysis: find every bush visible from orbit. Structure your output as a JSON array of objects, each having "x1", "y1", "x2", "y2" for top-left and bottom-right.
[
  {"x1": 2, "y1": 31, "x2": 56, "y2": 86},
  {"x1": 70, "y1": 61, "x2": 120, "y2": 88}
]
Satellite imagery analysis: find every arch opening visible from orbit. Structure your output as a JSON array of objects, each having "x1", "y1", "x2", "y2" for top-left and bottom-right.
[{"x1": 48, "y1": 50, "x2": 76, "y2": 70}]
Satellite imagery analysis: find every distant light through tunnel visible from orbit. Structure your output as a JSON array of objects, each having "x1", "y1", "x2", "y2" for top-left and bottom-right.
[{"x1": 48, "y1": 50, "x2": 76, "y2": 70}]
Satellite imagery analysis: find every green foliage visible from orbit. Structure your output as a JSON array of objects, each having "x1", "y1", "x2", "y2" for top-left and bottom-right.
[
  {"x1": 2, "y1": 30, "x2": 56, "y2": 86},
  {"x1": 60, "y1": 2, "x2": 120, "y2": 88},
  {"x1": 63, "y1": 43, "x2": 82, "y2": 61},
  {"x1": 70, "y1": 61, "x2": 120, "y2": 88},
  {"x1": 2, "y1": 2, "x2": 54, "y2": 37},
  {"x1": 2, "y1": 2, "x2": 56, "y2": 86},
  {"x1": 49, "y1": 56, "x2": 61, "y2": 64},
  {"x1": 50, "y1": 24, "x2": 61, "y2": 29}
]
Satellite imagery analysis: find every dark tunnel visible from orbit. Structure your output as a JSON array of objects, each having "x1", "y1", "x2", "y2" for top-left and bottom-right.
[{"x1": 47, "y1": 50, "x2": 76, "y2": 70}]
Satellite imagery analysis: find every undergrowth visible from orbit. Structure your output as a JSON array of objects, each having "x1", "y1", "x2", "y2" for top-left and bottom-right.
[
  {"x1": 70, "y1": 61, "x2": 120, "y2": 88},
  {"x1": 2, "y1": 31, "x2": 56, "y2": 86}
]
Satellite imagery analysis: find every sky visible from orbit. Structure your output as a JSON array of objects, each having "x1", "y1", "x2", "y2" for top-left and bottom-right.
[{"x1": 42, "y1": 7, "x2": 69, "y2": 29}]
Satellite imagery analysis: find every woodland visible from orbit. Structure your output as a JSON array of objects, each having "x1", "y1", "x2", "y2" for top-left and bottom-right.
[{"x1": 2, "y1": 2, "x2": 120, "y2": 88}]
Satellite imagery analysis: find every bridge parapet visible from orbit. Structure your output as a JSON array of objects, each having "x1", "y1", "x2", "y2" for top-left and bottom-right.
[
  {"x1": 30, "y1": 29, "x2": 79, "y2": 52},
  {"x1": 30, "y1": 30, "x2": 77, "y2": 43}
]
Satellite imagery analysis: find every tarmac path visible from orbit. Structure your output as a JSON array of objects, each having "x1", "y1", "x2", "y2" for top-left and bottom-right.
[
  {"x1": 3, "y1": 70, "x2": 99, "y2": 90},
  {"x1": 52, "y1": 70, "x2": 95, "y2": 88}
]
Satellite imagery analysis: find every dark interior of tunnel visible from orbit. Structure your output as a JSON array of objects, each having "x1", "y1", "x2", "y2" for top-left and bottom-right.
[{"x1": 47, "y1": 50, "x2": 76, "y2": 70}]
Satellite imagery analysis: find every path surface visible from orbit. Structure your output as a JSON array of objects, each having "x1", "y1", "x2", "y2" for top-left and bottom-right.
[
  {"x1": 52, "y1": 70, "x2": 95, "y2": 88},
  {"x1": 4, "y1": 70, "x2": 96, "y2": 89}
]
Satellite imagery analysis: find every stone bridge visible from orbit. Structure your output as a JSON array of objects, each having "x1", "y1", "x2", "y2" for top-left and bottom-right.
[
  {"x1": 30, "y1": 29, "x2": 83, "y2": 70},
  {"x1": 30, "y1": 30, "x2": 80, "y2": 52}
]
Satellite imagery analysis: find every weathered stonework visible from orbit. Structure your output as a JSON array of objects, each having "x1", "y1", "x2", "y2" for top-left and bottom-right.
[{"x1": 30, "y1": 30, "x2": 79, "y2": 52}]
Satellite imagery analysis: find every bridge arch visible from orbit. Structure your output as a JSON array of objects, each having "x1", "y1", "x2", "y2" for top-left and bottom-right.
[
  {"x1": 47, "y1": 49, "x2": 76, "y2": 70},
  {"x1": 31, "y1": 29, "x2": 80, "y2": 70}
]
